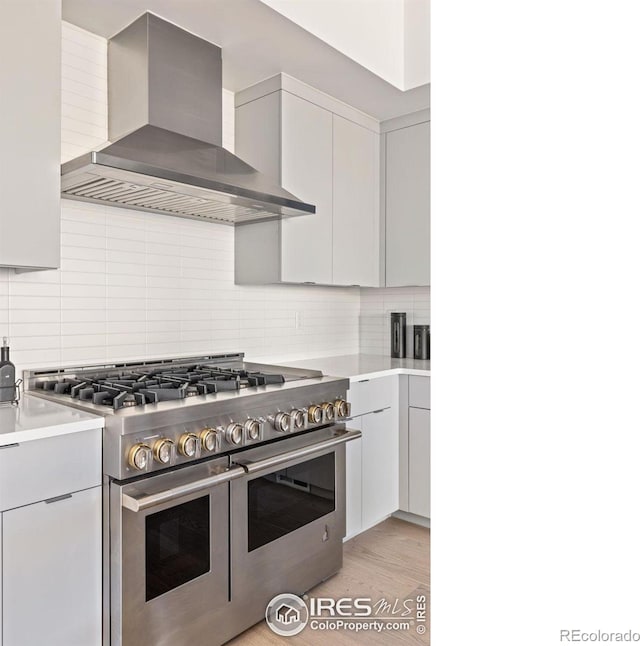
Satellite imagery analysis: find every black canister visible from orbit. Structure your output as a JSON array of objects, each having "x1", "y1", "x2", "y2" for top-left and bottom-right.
[
  {"x1": 413, "y1": 324, "x2": 430, "y2": 360},
  {"x1": 390, "y1": 313, "x2": 407, "y2": 358}
]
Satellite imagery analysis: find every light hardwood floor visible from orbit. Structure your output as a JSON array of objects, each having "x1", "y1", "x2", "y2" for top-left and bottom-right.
[{"x1": 228, "y1": 517, "x2": 430, "y2": 645}]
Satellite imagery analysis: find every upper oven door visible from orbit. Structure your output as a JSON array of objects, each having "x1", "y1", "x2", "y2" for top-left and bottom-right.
[
  {"x1": 229, "y1": 426, "x2": 361, "y2": 605},
  {"x1": 110, "y1": 458, "x2": 244, "y2": 646}
]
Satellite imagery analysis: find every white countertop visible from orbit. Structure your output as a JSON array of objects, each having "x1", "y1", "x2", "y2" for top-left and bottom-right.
[
  {"x1": 285, "y1": 354, "x2": 430, "y2": 381},
  {"x1": 0, "y1": 394, "x2": 104, "y2": 446}
]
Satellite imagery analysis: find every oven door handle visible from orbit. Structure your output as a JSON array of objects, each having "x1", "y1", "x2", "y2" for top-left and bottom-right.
[
  {"x1": 233, "y1": 428, "x2": 362, "y2": 475},
  {"x1": 121, "y1": 465, "x2": 246, "y2": 512}
]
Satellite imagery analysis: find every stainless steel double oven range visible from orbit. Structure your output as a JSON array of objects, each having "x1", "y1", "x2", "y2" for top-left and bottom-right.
[{"x1": 25, "y1": 353, "x2": 359, "y2": 646}]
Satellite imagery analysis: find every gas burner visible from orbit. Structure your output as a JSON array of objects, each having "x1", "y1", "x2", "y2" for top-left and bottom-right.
[{"x1": 34, "y1": 359, "x2": 287, "y2": 411}]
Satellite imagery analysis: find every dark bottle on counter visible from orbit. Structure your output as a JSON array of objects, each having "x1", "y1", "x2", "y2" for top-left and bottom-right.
[
  {"x1": 390, "y1": 313, "x2": 407, "y2": 358},
  {"x1": 414, "y1": 324, "x2": 430, "y2": 360},
  {"x1": 0, "y1": 337, "x2": 16, "y2": 404}
]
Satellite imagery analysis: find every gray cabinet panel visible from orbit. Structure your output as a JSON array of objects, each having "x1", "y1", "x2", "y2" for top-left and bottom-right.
[
  {"x1": 280, "y1": 93, "x2": 333, "y2": 284},
  {"x1": 347, "y1": 375, "x2": 394, "y2": 417},
  {"x1": 332, "y1": 115, "x2": 380, "y2": 287},
  {"x1": 235, "y1": 91, "x2": 282, "y2": 182},
  {"x1": 361, "y1": 408, "x2": 398, "y2": 528},
  {"x1": 0, "y1": 428, "x2": 101, "y2": 512},
  {"x1": 234, "y1": 93, "x2": 283, "y2": 284},
  {"x1": 409, "y1": 375, "x2": 431, "y2": 409},
  {"x1": 235, "y1": 77, "x2": 381, "y2": 286},
  {"x1": 345, "y1": 416, "x2": 363, "y2": 539},
  {"x1": 2, "y1": 486, "x2": 102, "y2": 646},
  {"x1": 385, "y1": 121, "x2": 430, "y2": 286},
  {"x1": 408, "y1": 407, "x2": 430, "y2": 518},
  {"x1": 0, "y1": 0, "x2": 61, "y2": 269}
]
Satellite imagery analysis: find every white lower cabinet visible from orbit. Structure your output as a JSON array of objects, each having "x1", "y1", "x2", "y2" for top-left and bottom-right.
[
  {"x1": 361, "y1": 408, "x2": 399, "y2": 530},
  {"x1": 408, "y1": 408, "x2": 431, "y2": 518},
  {"x1": 2, "y1": 485, "x2": 102, "y2": 646},
  {"x1": 345, "y1": 375, "x2": 401, "y2": 540},
  {"x1": 345, "y1": 408, "x2": 399, "y2": 538},
  {"x1": 0, "y1": 428, "x2": 102, "y2": 646}
]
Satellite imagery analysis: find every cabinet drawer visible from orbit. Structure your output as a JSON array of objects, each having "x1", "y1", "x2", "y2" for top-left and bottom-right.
[
  {"x1": 0, "y1": 428, "x2": 102, "y2": 511},
  {"x1": 347, "y1": 375, "x2": 394, "y2": 417},
  {"x1": 409, "y1": 375, "x2": 430, "y2": 409}
]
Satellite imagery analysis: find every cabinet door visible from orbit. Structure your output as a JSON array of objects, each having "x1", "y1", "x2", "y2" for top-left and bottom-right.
[
  {"x1": 361, "y1": 408, "x2": 399, "y2": 529},
  {"x1": 385, "y1": 121, "x2": 430, "y2": 287},
  {"x1": 332, "y1": 115, "x2": 379, "y2": 287},
  {"x1": 345, "y1": 417, "x2": 363, "y2": 539},
  {"x1": 409, "y1": 408, "x2": 430, "y2": 518},
  {"x1": 409, "y1": 375, "x2": 431, "y2": 410},
  {"x1": 0, "y1": 0, "x2": 60, "y2": 269},
  {"x1": 2, "y1": 486, "x2": 102, "y2": 646},
  {"x1": 281, "y1": 93, "x2": 333, "y2": 284}
]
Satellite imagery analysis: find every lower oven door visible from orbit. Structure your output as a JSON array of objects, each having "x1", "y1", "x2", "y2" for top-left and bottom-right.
[
  {"x1": 109, "y1": 458, "x2": 244, "y2": 646},
  {"x1": 229, "y1": 426, "x2": 361, "y2": 623}
]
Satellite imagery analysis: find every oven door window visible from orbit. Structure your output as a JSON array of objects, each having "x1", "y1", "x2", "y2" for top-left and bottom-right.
[
  {"x1": 145, "y1": 495, "x2": 210, "y2": 601},
  {"x1": 248, "y1": 453, "x2": 335, "y2": 552}
]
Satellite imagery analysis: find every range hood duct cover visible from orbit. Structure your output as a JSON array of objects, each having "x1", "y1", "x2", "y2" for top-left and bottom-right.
[{"x1": 60, "y1": 13, "x2": 315, "y2": 225}]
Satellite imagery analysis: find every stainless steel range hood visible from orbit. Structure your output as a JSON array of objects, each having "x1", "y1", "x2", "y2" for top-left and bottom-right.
[{"x1": 60, "y1": 13, "x2": 315, "y2": 225}]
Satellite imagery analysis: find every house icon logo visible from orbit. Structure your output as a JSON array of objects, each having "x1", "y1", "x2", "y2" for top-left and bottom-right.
[
  {"x1": 265, "y1": 593, "x2": 309, "y2": 636},
  {"x1": 276, "y1": 603, "x2": 300, "y2": 625}
]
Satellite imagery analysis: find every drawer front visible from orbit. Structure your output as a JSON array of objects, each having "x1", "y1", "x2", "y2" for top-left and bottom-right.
[
  {"x1": 409, "y1": 375, "x2": 430, "y2": 409},
  {"x1": 0, "y1": 428, "x2": 102, "y2": 511},
  {"x1": 347, "y1": 375, "x2": 394, "y2": 417}
]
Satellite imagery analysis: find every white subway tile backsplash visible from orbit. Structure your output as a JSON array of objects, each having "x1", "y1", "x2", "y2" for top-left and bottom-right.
[
  {"x1": 60, "y1": 309, "x2": 105, "y2": 323},
  {"x1": 61, "y1": 321, "x2": 108, "y2": 336},
  {"x1": 11, "y1": 323, "x2": 61, "y2": 338},
  {"x1": 61, "y1": 232, "x2": 106, "y2": 249},
  {"x1": 11, "y1": 349, "x2": 62, "y2": 367},
  {"x1": 60, "y1": 347, "x2": 107, "y2": 364},
  {"x1": 8, "y1": 296, "x2": 60, "y2": 310},
  {"x1": 11, "y1": 310, "x2": 61, "y2": 324}
]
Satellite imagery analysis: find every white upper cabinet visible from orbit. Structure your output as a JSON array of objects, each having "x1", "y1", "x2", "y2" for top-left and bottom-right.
[
  {"x1": 0, "y1": 0, "x2": 61, "y2": 269},
  {"x1": 383, "y1": 111, "x2": 430, "y2": 287},
  {"x1": 280, "y1": 92, "x2": 333, "y2": 284},
  {"x1": 332, "y1": 114, "x2": 380, "y2": 287},
  {"x1": 234, "y1": 74, "x2": 380, "y2": 287}
]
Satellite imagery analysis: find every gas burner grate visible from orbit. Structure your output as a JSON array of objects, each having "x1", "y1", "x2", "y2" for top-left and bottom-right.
[{"x1": 34, "y1": 363, "x2": 286, "y2": 411}]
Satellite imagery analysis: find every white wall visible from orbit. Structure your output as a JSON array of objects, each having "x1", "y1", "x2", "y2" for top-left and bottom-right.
[
  {"x1": 404, "y1": 0, "x2": 430, "y2": 90},
  {"x1": 360, "y1": 286, "x2": 430, "y2": 355},
  {"x1": 260, "y1": 0, "x2": 405, "y2": 89},
  {"x1": 0, "y1": 22, "x2": 360, "y2": 375},
  {"x1": 260, "y1": 0, "x2": 429, "y2": 90}
]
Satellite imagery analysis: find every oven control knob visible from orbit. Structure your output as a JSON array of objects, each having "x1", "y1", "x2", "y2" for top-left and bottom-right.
[
  {"x1": 128, "y1": 444, "x2": 152, "y2": 471},
  {"x1": 321, "y1": 402, "x2": 336, "y2": 422},
  {"x1": 152, "y1": 438, "x2": 175, "y2": 464},
  {"x1": 178, "y1": 433, "x2": 200, "y2": 458},
  {"x1": 334, "y1": 399, "x2": 350, "y2": 418},
  {"x1": 226, "y1": 423, "x2": 244, "y2": 445},
  {"x1": 307, "y1": 405, "x2": 323, "y2": 424},
  {"x1": 244, "y1": 418, "x2": 262, "y2": 441},
  {"x1": 199, "y1": 428, "x2": 219, "y2": 453},
  {"x1": 290, "y1": 408, "x2": 307, "y2": 430},
  {"x1": 272, "y1": 412, "x2": 291, "y2": 433}
]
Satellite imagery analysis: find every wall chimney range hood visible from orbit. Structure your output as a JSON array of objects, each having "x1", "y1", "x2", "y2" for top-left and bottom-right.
[{"x1": 60, "y1": 13, "x2": 315, "y2": 225}]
